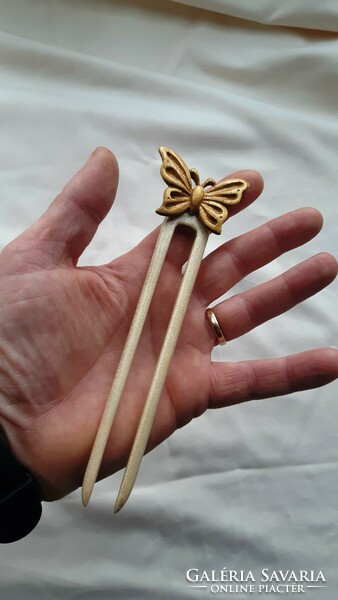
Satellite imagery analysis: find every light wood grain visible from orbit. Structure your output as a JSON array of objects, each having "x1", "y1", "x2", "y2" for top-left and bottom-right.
[{"x1": 82, "y1": 213, "x2": 208, "y2": 508}]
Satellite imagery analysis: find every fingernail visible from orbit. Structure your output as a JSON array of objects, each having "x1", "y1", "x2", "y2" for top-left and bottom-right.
[{"x1": 85, "y1": 149, "x2": 97, "y2": 165}]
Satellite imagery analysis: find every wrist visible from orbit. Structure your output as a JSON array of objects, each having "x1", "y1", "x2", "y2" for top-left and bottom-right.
[
  {"x1": 0, "y1": 428, "x2": 42, "y2": 543},
  {"x1": 0, "y1": 396, "x2": 45, "y2": 497}
]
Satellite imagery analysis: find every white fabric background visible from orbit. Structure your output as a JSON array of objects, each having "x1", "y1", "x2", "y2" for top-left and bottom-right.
[{"x1": 0, "y1": 1, "x2": 337, "y2": 598}]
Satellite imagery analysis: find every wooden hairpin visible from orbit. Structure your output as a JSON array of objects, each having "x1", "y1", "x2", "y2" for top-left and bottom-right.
[{"x1": 82, "y1": 147, "x2": 249, "y2": 512}]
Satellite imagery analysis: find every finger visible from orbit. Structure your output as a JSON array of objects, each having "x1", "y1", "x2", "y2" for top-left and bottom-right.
[
  {"x1": 196, "y1": 207, "x2": 324, "y2": 305},
  {"x1": 215, "y1": 168, "x2": 264, "y2": 218},
  {"x1": 207, "y1": 252, "x2": 337, "y2": 345},
  {"x1": 209, "y1": 348, "x2": 338, "y2": 408},
  {"x1": 116, "y1": 169, "x2": 263, "y2": 287},
  {"x1": 21, "y1": 147, "x2": 119, "y2": 266}
]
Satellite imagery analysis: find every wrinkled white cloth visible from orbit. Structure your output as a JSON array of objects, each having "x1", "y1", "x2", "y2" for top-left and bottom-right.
[
  {"x1": 0, "y1": 1, "x2": 337, "y2": 598},
  {"x1": 172, "y1": 0, "x2": 338, "y2": 31}
]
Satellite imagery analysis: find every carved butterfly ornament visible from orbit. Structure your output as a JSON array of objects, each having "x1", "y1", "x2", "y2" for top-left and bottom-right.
[{"x1": 156, "y1": 147, "x2": 249, "y2": 235}]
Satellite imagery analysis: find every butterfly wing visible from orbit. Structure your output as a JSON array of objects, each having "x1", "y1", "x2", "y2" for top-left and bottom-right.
[
  {"x1": 200, "y1": 179, "x2": 249, "y2": 234},
  {"x1": 156, "y1": 187, "x2": 191, "y2": 216},
  {"x1": 158, "y1": 147, "x2": 192, "y2": 193},
  {"x1": 156, "y1": 147, "x2": 193, "y2": 216}
]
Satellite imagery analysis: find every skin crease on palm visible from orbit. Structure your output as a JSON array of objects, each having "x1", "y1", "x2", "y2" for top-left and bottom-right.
[{"x1": 0, "y1": 148, "x2": 337, "y2": 503}]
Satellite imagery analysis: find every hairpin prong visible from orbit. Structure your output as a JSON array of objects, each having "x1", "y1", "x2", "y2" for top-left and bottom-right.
[
  {"x1": 81, "y1": 215, "x2": 181, "y2": 507},
  {"x1": 114, "y1": 213, "x2": 209, "y2": 512}
]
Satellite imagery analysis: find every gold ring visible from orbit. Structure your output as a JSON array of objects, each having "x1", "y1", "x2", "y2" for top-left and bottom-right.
[{"x1": 205, "y1": 308, "x2": 227, "y2": 346}]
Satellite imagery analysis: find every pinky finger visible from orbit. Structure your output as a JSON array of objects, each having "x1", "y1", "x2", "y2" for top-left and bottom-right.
[{"x1": 209, "y1": 348, "x2": 338, "y2": 408}]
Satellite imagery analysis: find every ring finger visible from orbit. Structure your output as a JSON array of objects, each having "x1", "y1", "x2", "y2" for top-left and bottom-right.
[{"x1": 206, "y1": 252, "x2": 337, "y2": 347}]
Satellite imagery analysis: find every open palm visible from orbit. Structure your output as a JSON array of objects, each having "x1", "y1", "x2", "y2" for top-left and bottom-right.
[{"x1": 0, "y1": 148, "x2": 337, "y2": 502}]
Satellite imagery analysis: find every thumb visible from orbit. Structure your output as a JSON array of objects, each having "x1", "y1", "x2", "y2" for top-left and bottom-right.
[{"x1": 18, "y1": 147, "x2": 119, "y2": 266}]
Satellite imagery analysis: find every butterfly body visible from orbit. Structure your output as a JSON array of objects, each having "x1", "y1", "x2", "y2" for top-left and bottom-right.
[
  {"x1": 190, "y1": 184, "x2": 204, "y2": 212},
  {"x1": 156, "y1": 147, "x2": 248, "y2": 235}
]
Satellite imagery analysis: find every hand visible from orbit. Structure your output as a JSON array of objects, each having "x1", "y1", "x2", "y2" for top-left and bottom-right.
[{"x1": 0, "y1": 148, "x2": 337, "y2": 502}]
